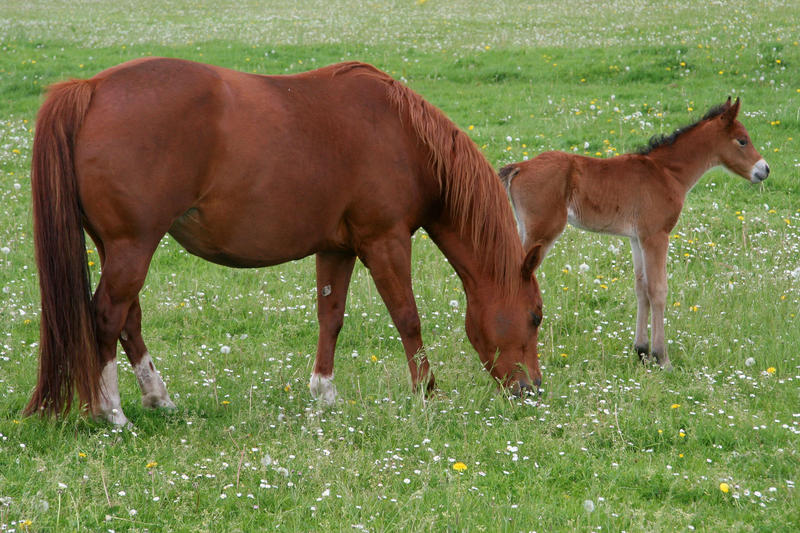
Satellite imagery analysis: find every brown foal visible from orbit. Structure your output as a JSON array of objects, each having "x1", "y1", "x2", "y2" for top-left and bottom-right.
[{"x1": 500, "y1": 98, "x2": 768, "y2": 368}]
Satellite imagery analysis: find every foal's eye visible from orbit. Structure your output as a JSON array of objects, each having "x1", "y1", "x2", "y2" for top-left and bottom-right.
[
  {"x1": 529, "y1": 310, "x2": 542, "y2": 328},
  {"x1": 736, "y1": 138, "x2": 748, "y2": 146}
]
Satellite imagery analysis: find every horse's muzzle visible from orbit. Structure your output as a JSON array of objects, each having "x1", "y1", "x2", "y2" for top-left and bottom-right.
[
  {"x1": 750, "y1": 159, "x2": 770, "y2": 183},
  {"x1": 514, "y1": 376, "x2": 542, "y2": 398}
]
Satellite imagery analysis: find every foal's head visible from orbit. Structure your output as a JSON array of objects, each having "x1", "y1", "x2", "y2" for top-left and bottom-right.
[
  {"x1": 465, "y1": 244, "x2": 545, "y2": 396},
  {"x1": 710, "y1": 97, "x2": 770, "y2": 183}
]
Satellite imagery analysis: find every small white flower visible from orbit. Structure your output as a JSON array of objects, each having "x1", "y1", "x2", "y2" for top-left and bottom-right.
[
  {"x1": 0, "y1": 247, "x2": 10, "y2": 254},
  {"x1": 261, "y1": 454, "x2": 272, "y2": 467},
  {"x1": 578, "y1": 263, "x2": 590, "y2": 273},
  {"x1": 583, "y1": 499, "x2": 595, "y2": 513},
  {"x1": 584, "y1": 141, "x2": 590, "y2": 149},
  {"x1": 128, "y1": 509, "x2": 137, "y2": 516},
  {"x1": 57, "y1": 482, "x2": 67, "y2": 490},
  {"x1": 745, "y1": 357, "x2": 755, "y2": 367},
  {"x1": 220, "y1": 345, "x2": 231, "y2": 354}
]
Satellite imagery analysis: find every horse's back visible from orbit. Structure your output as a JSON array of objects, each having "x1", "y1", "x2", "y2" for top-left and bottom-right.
[{"x1": 74, "y1": 58, "x2": 431, "y2": 266}]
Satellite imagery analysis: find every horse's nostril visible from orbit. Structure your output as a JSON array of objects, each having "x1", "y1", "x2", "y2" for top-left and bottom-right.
[{"x1": 765, "y1": 164, "x2": 770, "y2": 176}]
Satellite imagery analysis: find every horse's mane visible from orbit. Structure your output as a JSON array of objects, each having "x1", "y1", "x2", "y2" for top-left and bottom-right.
[
  {"x1": 334, "y1": 62, "x2": 522, "y2": 294},
  {"x1": 635, "y1": 102, "x2": 729, "y2": 155}
]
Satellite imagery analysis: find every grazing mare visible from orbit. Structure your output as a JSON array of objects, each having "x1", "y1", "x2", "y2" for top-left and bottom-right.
[
  {"x1": 499, "y1": 98, "x2": 768, "y2": 368},
  {"x1": 26, "y1": 58, "x2": 545, "y2": 426}
]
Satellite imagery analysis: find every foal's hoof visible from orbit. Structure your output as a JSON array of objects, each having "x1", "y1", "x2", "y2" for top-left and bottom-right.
[{"x1": 635, "y1": 344, "x2": 650, "y2": 362}]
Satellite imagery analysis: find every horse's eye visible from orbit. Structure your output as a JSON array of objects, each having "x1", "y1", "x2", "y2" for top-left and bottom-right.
[
  {"x1": 529, "y1": 310, "x2": 542, "y2": 327},
  {"x1": 737, "y1": 138, "x2": 748, "y2": 146}
]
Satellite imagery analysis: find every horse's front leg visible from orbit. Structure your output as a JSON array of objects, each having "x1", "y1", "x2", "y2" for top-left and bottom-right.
[
  {"x1": 641, "y1": 233, "x2": 672, "y2": 370},
  {"x1": 359, "y1": 233, "x2": 435, "y2": 393},
  {"x1": 119, "y1": 297, "x2": 175, "y2": 410},
  {"x1": 629, "y1": 237, "x2": 651, "y2": 360},
  {"x1": 310, "y1": 252, "x2": 357, "y2": 405}
]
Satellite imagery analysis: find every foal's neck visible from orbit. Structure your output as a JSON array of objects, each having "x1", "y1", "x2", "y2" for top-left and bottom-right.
[{"x1": 646, "y1": 123, "x2": 720, "y2": 194}]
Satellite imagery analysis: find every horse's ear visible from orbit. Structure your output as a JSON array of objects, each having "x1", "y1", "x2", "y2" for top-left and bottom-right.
[
  {"x1": 721, "y1": 97, "x2": 740, "y2": 124},
  {"x1": 521, "y1": 243, "x2": 544, "y2": 280}
]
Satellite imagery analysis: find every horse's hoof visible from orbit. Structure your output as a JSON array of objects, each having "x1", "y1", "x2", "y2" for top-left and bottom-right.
[
  {"x1": 309, "y1": 373, "x2": 337, "y2": 405},
  {"x1": 142, "y1": 393, "x2": 177, "y2": 410}
]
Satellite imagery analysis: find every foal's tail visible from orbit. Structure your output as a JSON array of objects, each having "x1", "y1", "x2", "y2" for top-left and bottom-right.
[
  {"x1": 497, "y1": 163, "x2": 521, "y2": 191},
  {"x1": 24, "y1": 79, "x2": 102, "y2": 418}
]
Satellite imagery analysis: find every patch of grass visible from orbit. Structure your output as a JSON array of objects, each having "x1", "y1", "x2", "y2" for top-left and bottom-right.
[{"x1": 2, "y1": 0, "x2": 800, "y2": 531}]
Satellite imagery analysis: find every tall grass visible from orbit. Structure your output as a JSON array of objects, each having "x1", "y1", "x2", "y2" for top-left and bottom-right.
[{"x1": 1, "y1": 1, "x2": 798, "y2": 530}]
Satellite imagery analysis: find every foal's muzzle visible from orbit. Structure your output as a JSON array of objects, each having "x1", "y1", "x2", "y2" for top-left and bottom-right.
[{"x1": 750, "y1": 159, "x2": 770, "y2": 183}]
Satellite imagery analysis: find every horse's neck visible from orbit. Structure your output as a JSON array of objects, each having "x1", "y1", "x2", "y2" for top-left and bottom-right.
[
  {"x1": 425, "y1": 221, "x2": 498, "y2": 304},
  {"x1": 647, "y1": 125, "x2": 719, "y2": 193}
]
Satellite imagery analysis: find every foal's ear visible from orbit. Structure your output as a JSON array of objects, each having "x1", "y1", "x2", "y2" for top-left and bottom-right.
[
  {"x1": 721, "y1": 97, "x2": 741, "y2": 124},
  {"x1": 521, "y1": 243, "x2": 544, "y2": 280}
]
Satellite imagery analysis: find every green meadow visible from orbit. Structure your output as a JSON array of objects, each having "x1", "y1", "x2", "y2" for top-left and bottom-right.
[{"x1": 1, "y1": 0, "x2": 798, "y2": 530}]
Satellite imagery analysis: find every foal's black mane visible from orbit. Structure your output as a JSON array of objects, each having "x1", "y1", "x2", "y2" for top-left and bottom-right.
[{"x1": 635, "y1": 103, "x2": 729, "y2": 155}]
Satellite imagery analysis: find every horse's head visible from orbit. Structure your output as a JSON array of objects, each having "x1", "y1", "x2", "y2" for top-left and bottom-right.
[
  {"x1": 465, "y1": 244, "x2": 544, "y2": 396},
  {"x1": 713, "y1": 97, "x2": 770, "y2": 183}
]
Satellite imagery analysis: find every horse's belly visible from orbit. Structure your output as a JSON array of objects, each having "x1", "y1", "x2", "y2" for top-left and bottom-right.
[
  {"x1": 567, "y1": 205, "x2": 635, "y2": 237},
  {"x1": 167, "y1": 207, "x2": 323, "y2": 268}
]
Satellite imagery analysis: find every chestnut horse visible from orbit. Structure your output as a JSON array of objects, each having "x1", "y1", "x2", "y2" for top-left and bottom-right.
[
  {"x1": 26, "y1": 58, "x2": 545, "y2": 425},
  {"x1": 500, "y1": 98, "x2": 768, "y2": 369}
]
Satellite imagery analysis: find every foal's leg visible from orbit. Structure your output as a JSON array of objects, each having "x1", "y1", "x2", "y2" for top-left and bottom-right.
[
  {"x1": 630, "y1": 238, "x2": 651, "y2": 360},
  {"x1": 359, "y1": 233, "x2": 434, "y2": 392},
  {"x1": 310, "y1": 252, "x2": 357, "y2": 405},
  {"x1": 118, "y1": 298, "x2": 175, "y2": 410},
  {"x1": 641, "y1": 233, "x2": 672, "y2": 370},
  {"x1": 92, "y1": 244, "x2": 155, "y2": 425}
]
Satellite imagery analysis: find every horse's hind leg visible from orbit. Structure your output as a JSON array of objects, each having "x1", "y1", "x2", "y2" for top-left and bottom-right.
[
  {"x1": 359, "y1": 233, "x2": 434, "y2": 393},
  {"x1": 630, "y1": 238, "x2": 651, "y2": 360},
  {"x1": 310, "y1": 252, "x2": 357, "y2": 405},
  {"x1": 640, "y1": 234, "x2": 672, "y2": 370},
  {"x1": 92, "y1": 243, "x2": 157, "y2": 425},
  {"x1": 118, "y1": 297, "x2": 175, "y2": 410}
]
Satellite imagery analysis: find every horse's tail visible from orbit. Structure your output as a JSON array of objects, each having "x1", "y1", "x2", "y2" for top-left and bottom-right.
[
  {"x1": 24, "y1": 79, "x2": 101, "y2": 418},
  {"x1": 497, "y1": 163, "x2": 520, "y2": 191}
]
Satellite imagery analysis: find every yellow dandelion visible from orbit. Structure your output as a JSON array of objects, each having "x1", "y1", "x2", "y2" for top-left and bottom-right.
[
  {"x1": 560, "y1": 353, "x2": 568, "y2": 358},
  {"x1": 679, "y1": 453, "x2": 684, "y2": 458},
  {"x1": 453, "y1": 462, "x2": 467, "y2": 472},
  {"x1": 284, "y1": 384, "x2": 291, "y2": 392},
  {"x1": 468, "y1": 125, "x2": 474, "y2": 131},
  {"x1": 671, "y1": 403, "x2": 680, "y2": 409},
  {"x1": 88, "y1": 261, "x2": 95, "y2": 267},
  {"x1": 679, "y1": 431, "x2": 686, "y2": 438},
  {"x1": 221, "y1": 400, "x2": 230, "y2": 405},
  {"x1": 767, "y1": 367, "x2": 776, "y2": 374},
  {"x1": 719, "y1": 482, "x2": 730, "y2": 493},
  {"x1": 370, "y1": 355, "x2": 378, "y2": 363},
  {"x1": 78, "y1": 452, "x2": 87, "y2": 458},
  {"x1": 146, "y1": 461, "x2": 158, "y2": 468}
]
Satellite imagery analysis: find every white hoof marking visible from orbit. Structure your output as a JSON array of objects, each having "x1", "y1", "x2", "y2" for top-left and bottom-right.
[
  {"x1": 309, "y1": 373, "x2": 337, "y2": 405},
  {"x1": 134, "y1": 352, "x2": 175, "y2": 410},
  {"x1": 96, "y1": 360, "x2": 130, "y2": 426}
]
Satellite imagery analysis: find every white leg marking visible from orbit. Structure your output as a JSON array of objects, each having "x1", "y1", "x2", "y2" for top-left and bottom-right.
[
  {"x1": 97, "y1": 360, "x2": 131, "y2": 427},
  {"x1": 309, "y1": 373, "x2": 337, "y2": 405},
  {"x1": 134, "y1": 352, "x2": 176, "y2": 410}
]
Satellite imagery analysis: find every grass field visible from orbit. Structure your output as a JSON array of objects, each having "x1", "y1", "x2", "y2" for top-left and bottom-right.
[{"x1": 1, "y1": 1, "x2": 799, "y2": 531}]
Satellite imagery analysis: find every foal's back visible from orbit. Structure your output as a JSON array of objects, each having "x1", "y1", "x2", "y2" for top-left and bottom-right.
[{"x1": 501, "y1": 150, "x2": 682, "y2": 247}]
